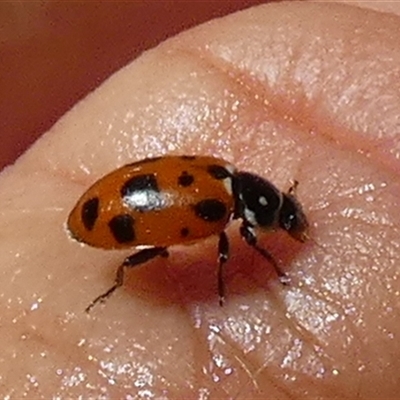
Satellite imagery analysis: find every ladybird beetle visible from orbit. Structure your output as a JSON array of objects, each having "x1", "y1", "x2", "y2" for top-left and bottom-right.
[{"x1": 67, "y1": 155, "x2": 308, "y2": 312}]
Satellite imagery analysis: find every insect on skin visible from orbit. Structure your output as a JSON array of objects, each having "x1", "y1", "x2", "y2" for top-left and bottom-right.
[{"x1": 67, "y1": 155, "x2": 309, "y2": 312}]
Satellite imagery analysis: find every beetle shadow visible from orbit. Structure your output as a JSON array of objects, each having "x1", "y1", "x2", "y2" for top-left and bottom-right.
[{"x1": 119, "y1": 230, "x2": 308, "y2": 309}]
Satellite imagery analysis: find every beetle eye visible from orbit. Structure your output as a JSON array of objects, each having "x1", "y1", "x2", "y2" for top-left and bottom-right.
[{"x1": 279, "y1": 194, "x2": 308, "y2": 242}]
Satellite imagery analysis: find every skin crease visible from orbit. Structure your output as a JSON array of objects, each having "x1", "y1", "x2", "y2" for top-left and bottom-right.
[{"x1": 1, "y1": 1, "x2": 400, "y2": 399}]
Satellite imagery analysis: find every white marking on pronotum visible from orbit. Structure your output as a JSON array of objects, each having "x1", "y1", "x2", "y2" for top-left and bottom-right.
[
  {"x1": 222, "y1": 163, "x2": 236, "y2": 195},
  {"x1": 259, "y1": 196, "x2": 268, "y2": 206}
]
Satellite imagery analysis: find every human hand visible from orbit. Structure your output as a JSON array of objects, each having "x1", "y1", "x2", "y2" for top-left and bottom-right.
[{"x1": 1, "y1": 2, "x2": 399, "y2": 398}]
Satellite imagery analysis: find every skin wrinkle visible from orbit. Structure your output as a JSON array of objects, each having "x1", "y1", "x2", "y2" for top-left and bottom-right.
[
  {"x1": 150, "y1": 46, "x2": 312, "y2": 190},
  {"x1": 0, "y1": 1, "x2": 400, "y2": 398},
  {"x1": 169, "y1": 3, "x2": 400, "y2": 172},
  {"x1": 174, "y1": 45, "x2": 313, "y2": 156}
]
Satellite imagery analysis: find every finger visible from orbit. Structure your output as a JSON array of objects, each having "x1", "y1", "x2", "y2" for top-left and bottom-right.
[{"x1": 1, "y1": 2, "x2": 399, "y2": 398}]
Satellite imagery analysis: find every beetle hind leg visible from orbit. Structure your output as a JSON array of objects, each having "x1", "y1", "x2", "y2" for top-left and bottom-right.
[{"x1": 85, "y1": 246, "x2": 168, "y2": 313}]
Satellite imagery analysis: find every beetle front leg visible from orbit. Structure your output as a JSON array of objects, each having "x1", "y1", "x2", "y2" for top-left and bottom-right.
[{"x1": 239, "y1": 223, "x2": 289, "y2": 285}]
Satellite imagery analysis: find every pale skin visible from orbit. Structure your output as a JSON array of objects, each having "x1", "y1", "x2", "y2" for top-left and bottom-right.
[{"x1": 1, "y1": 2, "x2": 400, "y2": 398}]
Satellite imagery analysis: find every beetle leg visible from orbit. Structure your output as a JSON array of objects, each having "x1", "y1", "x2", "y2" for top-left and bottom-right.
[
  {"x1": 288, "y1": 179, "x2": 299, "y2": 195},
  {"x1": 217, "y1": 231, "x2": 230, "y2": 306},
  {"x1": 85, "y1": 246, "x2": 169, "y2": 313},
  {"x1": 239, "y1": 223, "x2": 289, "y2": 285}
]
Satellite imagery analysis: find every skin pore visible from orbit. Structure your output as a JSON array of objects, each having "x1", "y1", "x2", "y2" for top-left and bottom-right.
[{"x1": 0, "y1": 1, "x2": 399, "y2": 398}]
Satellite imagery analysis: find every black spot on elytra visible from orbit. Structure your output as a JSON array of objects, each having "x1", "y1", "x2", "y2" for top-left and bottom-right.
[
  {"x1": 108, "y1": 214, "x2": 135, "y2": 243},
  {"x1": 180, "y1": 227, "x2": 190, "y2": 237},
  {"x1": 193, "y1": 199, "x2": 227, "y2": 222},
  {"x1": 181, "y1": 155, "x2": 196, "y2": 161},
  {"x1": 121, "y1": 174, "x2": 167, "y2": 212},
  {"x1": 126, "y1": 156, "x2": 162, "y2": 167},
  {"x1": 121, "y1": 174, "x2": 159, "y2": 197},
  {"x1": 207, "y1": 165, "x2": 231, "y2": 180},
  {"x1": 178, "y1": 171, "x2": 194, "y2": 187},
  {"x1": 81, "y1": 197, "x2": 99, "y2": 231}
]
